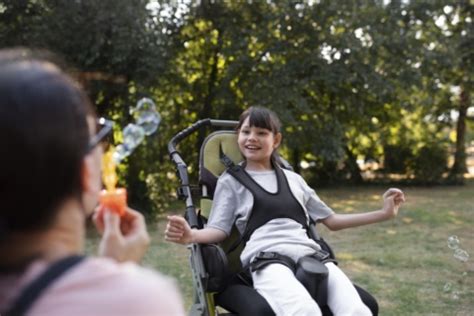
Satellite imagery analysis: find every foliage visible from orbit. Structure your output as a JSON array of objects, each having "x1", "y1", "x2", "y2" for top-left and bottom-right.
[
  {"x1": 1, "y1": 0, "x2": 471, "y2": 214},
  {"x1": 409, "y1": 142, "x2": 449, "y2": 184}
]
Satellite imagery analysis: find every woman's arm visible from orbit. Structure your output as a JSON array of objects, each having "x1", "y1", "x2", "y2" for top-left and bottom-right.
[
  {"x1": 321, "y1": 188, "x2": 405, "y2": 231},
  {"x1": 165, "y1": 215, "x2": 227, "y2": 244}
]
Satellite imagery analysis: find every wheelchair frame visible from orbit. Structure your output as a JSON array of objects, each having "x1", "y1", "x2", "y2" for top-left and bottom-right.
[
  {"x1": 168, "y1": 119, "x2": 238, "y2": 316},
  {"x1": 168, "y1": 119, "x2": 378, "y2": 316}
]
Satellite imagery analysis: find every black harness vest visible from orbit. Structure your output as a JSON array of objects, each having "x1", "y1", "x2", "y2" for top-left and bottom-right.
[{"x1": 222, "y1": 158, "x2": 308, "y2": 244}]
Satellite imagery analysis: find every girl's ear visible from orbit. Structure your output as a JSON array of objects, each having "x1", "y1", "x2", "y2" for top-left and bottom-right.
[{"x1": 273, "y1": 132, "x2": 282, "y2": 149}]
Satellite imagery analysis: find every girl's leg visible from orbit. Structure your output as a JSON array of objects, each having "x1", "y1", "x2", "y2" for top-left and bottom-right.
[
  {"x1": 326, "y1": 262, "x2": 372, "y2": 316},
  {"x1": 252, "y1": 263, "x2": 322, "y2": 316}
]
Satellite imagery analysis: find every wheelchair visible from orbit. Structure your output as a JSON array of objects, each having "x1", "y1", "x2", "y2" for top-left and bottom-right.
[{"x1": 168, "y1": 119, "x2": 378, "y2": 316}]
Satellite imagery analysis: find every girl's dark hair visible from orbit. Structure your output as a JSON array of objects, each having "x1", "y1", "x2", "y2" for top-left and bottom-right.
[
  {"x1": 237, "y1": 106, "x2": 282, "y2": 162},
  {"x1": 0, "y1": 48, "x2": 94, "y2": 238},
  {"x1": 236, "y1": 106, "x2": 281, "y2": 134}
]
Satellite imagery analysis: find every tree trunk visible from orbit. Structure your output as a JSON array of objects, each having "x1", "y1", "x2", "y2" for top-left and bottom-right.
[
  {"x1": 449, "y1": 87, "x2": 469, "y2": 182},
  {"x1": 292, "y1": 148, "x2": 301, "y2": 174},
  {"x1": 344, "y1": 145, "x2": 364, "y2": 184}
]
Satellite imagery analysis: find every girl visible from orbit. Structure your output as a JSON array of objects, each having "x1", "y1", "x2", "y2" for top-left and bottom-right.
[{"x1": 166, "y1": 106, "x2": 405, "y2": 316}]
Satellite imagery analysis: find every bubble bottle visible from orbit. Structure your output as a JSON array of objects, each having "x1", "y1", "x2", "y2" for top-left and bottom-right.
[{"x1": 98, "y1": 148, "x2": 127, "y2": 216}]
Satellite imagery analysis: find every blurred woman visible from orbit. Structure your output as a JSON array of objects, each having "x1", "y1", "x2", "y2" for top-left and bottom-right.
[{"x1": 0, "y1": 48, "x2": 185, "y2": 316}]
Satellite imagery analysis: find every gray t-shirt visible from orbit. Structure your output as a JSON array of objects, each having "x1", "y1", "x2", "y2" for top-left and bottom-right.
[{"x1": 207, "y1": 168, "x2": 334, "y2": 266}]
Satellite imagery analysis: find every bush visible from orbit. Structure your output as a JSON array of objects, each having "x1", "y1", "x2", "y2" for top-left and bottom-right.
[
  {"x1": 383, "y1": 144, "x2": 414, "y2": 174},
  {"x1": 409, "y1": 143, "x2": 448, "y2": 184}
]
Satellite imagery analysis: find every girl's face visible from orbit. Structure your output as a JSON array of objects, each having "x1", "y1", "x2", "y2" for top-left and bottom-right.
[{"x1": 237, "y1": 117, "x2": 281, "y2": 169}]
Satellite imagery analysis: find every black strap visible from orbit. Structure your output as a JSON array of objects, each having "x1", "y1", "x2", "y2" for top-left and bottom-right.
[
  {"x1": 249, "y1": 252, "x2": 296, "y2": 273},
  {"x1": 5, "y1": 255, "x2": 85, "y2": 316}
]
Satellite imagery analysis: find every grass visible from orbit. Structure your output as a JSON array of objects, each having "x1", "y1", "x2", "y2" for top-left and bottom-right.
[{"x1": 86, "y1": 180, "x2": 474, "y2": 315}]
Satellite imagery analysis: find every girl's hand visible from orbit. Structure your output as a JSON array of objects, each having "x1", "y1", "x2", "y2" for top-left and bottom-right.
[
  {"x1": 93, "y1": 206, "x2": 150, "y2": 263},
  {"x1": 165, "y1": 215, "x2": 194, "y2": 244},
  {"x1": 382, "y1": 188, "x2": 406, "y2": 219}
]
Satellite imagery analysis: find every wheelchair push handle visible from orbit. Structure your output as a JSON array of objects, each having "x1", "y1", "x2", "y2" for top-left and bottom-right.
[
  {"x1": 168, "y1": 118, "x2": 238, "y2": 155},
  {"x1": 168, "y1": 119, "x2": 212, "y2": 155},
  {"x1": 167, "y1": 119, "x2": 238, "y2": 230}
]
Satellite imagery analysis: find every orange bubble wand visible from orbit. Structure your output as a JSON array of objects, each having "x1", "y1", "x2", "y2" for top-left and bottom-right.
[{"x1": 99, "y1": 147, "x2": 127, "y2": 216}]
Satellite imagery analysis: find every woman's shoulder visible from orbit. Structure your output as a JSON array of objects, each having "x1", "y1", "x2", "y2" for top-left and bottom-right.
[
  {"x1": 31, "y1": 257, "x2": 185, "y2": 315},
  {"x1": 77, "y1": 257, "x2": 175, "y2": 286}
]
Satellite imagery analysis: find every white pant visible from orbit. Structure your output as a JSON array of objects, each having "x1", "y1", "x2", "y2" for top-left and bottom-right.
[{"x1": 252, "y1": 262, "x2": 372, "y2": 316}]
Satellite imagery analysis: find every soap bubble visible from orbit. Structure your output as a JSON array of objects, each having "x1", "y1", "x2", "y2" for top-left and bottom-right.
[
  {"x1": 132, "y1": 98, "x2": 161, "y2": 136},
  {"x1": 113, "y1": 144, "x2": 130, "y2": 163},
  {"x1": 123, "y1": 123, "x2": 145, "y2": 150},
  {"x1": 111, "y1": 98, "x2": 161, "y2": 164},
  {"x1": 452, "y1": 291, "x2": 460, "y2": 300},
  {"x1": 447, "y1": 235, "x2": 460, "y2": 250},
  {"x1": 443, "y1": 282, "x2": 452, "y2": 292},
  {"x1": 112, "y1": 124, "x2": 145, "y2": 163},
  {"x1": 453, "y1": 248, "x2": 470, "y2": 262}
]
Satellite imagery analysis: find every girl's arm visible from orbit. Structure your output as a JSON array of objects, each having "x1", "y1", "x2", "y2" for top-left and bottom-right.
[
  {"x1": 321, "y1": 188, "x2": 405, "y2": 231},
  {"x1": 165, "y1": 215, "x2": 227, "y2": 244}
]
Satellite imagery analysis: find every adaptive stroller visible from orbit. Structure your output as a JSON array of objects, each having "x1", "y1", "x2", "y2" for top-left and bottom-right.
[{"x1": 168, "y1": 119, "x2": 378, "y2": 316}]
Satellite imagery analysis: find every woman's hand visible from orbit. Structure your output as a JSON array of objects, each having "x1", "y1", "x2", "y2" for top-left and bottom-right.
[
  {"x1": 93, "y1": 206, "x2": 150, "y2": 263},
  {"x1": 165, "y1": 215, "x2": 194, "y2": 244},
  {"x1": 382, "y1": 188, "x2": 406, "y2": 219}
]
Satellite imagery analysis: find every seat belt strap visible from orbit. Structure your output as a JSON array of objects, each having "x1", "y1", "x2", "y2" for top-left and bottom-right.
[
  {"x1": 5, "y1": 255, "x2": 85, "y2": 316},
  {"x1": 249, "y1": 252, "x2": 296, "y2": 273}
]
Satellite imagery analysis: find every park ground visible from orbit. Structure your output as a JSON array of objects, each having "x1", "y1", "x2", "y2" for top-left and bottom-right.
[{"x1": 87, "y1": 179, "x2": 474, "y2": 315}]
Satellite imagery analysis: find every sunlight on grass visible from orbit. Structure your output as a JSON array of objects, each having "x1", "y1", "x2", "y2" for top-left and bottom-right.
[{"x1": 86, "y1": 180, "x2": 474, "y2": 314}]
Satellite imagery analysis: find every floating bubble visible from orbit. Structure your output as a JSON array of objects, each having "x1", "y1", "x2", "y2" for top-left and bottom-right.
[
  {"x1": 443, "y1": 282, "x2": 452, "y2": 292},
  {"x1": 132, "y1": 98, "x2": 161, "y2": 136},
  {"x1": 110, "y1": 98, "x2": 160, "y2": 164},
  {"x1": 447, "y1": 235, "x2": 460, "y2": 250},
  {"x1": 113, "y1": 144, "x2": 130, "y2": 163},
  {"x1": 452, "y1": 291, "x2": 460, "y2": 300},
  {"x1": 123, "y1": 123, "x2": 145, "y2": 150},
  {"x1": 453, "y1": 248, "x2": 470, "y2": 262}
]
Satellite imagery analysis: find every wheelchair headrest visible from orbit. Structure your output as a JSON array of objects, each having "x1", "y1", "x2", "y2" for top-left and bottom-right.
[{"x1": 199, "y1": 131, "x2": 244, "y2": 198}]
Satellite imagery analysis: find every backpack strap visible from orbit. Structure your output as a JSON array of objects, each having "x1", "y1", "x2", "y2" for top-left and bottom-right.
[{"x1": 5, "y1": 255, "x2": 85, "y2": 316}]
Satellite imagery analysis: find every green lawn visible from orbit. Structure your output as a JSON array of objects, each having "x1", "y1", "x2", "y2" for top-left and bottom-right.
[{"x1": 87, "y1": 180, "x2": 474, "y2": 315}]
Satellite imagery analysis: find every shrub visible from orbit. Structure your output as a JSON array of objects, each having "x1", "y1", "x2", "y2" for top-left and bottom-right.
[
  {"x1": 383, "y1": 144, "x2": 414, "y2": 174},
  {"x1": 409, "y1": 143, "x2": 448, "y2": 184}
]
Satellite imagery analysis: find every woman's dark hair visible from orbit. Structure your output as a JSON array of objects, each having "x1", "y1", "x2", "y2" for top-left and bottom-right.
[
  {"x1": 236, "y1": 106, "x2": 282, "y2": 162},
  {"x1": 0, "y1": 48, "x2": 94, "y2": 237}
]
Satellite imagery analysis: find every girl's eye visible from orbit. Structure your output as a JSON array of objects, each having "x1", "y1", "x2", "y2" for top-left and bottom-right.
[{"x1": 241, "y1": 130, "x2": 250, "y2": 135}]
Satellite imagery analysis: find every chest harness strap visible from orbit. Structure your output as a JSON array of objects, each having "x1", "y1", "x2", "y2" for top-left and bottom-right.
[{"x1": 220, "y1": 155, "x2": 308, "y2": 246}]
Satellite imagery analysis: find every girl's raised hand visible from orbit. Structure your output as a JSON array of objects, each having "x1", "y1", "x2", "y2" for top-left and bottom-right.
[
  {"x1": 382, "y1": 188, "x2": 406, "y2": 219},
  {"x1": 165, "y1": 215, "x2": 194, "y2": 244}
]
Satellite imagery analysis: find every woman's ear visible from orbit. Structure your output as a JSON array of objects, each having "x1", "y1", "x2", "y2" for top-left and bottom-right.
[
  {"x1": 273, "y1": 132, "x2": 282, "y2": 149},
  {"x1": 81, "y1": 152, "x2": 101, "y2": 194},
  {"x1": 81, "y1": 155, "x2": 93, "y2": 192}
]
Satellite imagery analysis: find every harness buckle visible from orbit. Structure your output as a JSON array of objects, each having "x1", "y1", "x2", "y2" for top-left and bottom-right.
[
  {"x1": 257, "y1": 252, "x2": 278, "y2": 259},
  {"x1": 312, "y1": 249, "x2": 331, "y2": 262}
]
